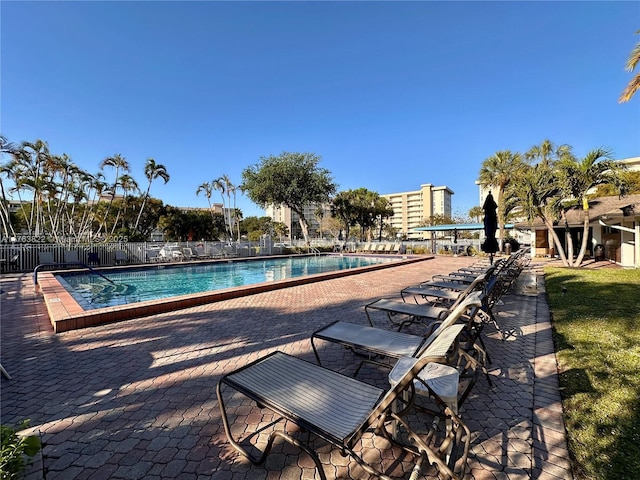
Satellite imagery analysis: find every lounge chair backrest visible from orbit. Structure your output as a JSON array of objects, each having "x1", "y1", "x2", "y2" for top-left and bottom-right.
[
  {"x1": 447, "y1": 273, "x2": 487, "y2": 310},
  {"x1": 64, "y1": 251, "x2": 80, "y2": 263},
  {"x1": 39, "y1": 252, "x2": 55, "y2": 264},
  {"x1": 417, "y1": 291, "x2": 483, "y2": 354}
]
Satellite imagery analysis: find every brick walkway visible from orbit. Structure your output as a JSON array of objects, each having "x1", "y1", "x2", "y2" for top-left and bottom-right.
[{"x1": 0, "y1": 256, "x2": 573, "y2": 479}]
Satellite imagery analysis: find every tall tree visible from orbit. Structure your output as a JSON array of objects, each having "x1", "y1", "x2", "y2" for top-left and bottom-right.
[
  {"x1": 619, "y1": 30, "x2": 640, "y2": 103},
  {"x1": 242, "y1": 152, "x2": 336, "y2": 244},
  {"x1": 330, "y1": 191, "x2": 359, "y2": 241},
  {"x1": 478, "y1": 150, "x2": 526, "y2": 251},
  {"x1": 134, "y1": 158, "x2": 170, "y2": 234}
]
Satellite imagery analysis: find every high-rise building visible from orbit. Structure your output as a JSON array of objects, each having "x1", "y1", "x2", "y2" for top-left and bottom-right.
[
  {"x1": 265, "y1": 203, "x2": 332, "y2": 241},
  {"x1": 381, "y1": 184, "x2": 454, "y2": 240}
]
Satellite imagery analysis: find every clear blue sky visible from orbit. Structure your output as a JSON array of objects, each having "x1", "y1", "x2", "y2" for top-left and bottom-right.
[{"x1": 2, "y1": 1, "x2": 639, "y2": 219}]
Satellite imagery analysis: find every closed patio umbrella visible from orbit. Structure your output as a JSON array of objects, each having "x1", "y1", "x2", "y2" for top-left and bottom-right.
[{"x1": 482, "y1": 191, "x2": 499, "y2": 264}]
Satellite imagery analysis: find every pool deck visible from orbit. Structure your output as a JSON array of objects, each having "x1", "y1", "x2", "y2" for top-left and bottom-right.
[{"x1": 1, "y1": 255, "x2": 573, "y2": 480}]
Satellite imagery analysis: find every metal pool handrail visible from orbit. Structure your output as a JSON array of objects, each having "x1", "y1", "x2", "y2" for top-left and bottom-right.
[{"x1": 33, "y1": 263, "x2": 116, "y2": 286}]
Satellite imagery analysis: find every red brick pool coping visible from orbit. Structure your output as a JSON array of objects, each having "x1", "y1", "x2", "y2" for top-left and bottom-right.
[{"x1": 37, "y1": 254, "x2": 431, "y2": 333}]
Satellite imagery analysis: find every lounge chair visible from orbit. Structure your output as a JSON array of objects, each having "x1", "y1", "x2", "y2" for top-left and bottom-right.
[
  {"x1": 181, "y1": 247, "x2": 196, "y2": 260},
  {"x1": 38, "y1": 252, "x2": 56, "y2": 265},
  {"x1": 145, "y1": 249, "x2": 162, "y2": 263},
  {"x1": 217, "y1": 320, "x2": 475, "y2": 479},
  {"x1": 63, "y1": 250, "x2": 81, "y2": 265},
  {"x1": 365, "y1": 297, "x2": 450, "y2": 330},
  {"x1": 7, "y1": 253, "x2": 19, "y2": 271},
  {"x1": 115, "y1": 250, "x2": 129, "y2": 265},
  {"x1": 365, "y1": 275, "x2": 487, "y2": 330},
  {"x1": 222, "y1": 245, "x2": 238, "y2": 258},
  {"x1": 401, "y1": 272, "x2": 488, "y2": 305},
  {"x1": 87, "y1": 252, "x2": 100, "y2": 266},
  {"x1": 159, "y1": 245, "x2": 182, "y2": 261},
  {"x1": 312, "y1": 292, "x2": 484, "y2": 376},
  {"x1": 194, "y1": 245, "x2": 210, "y2": 259}
]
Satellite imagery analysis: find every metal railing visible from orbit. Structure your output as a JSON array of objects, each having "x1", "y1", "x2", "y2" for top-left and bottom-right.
[
  {"x1": 0, "y1": 241, "x2": 269, "y2": 273},
  {"x1": 33, "y1": 262, "x2": 115, "y2": 285}
]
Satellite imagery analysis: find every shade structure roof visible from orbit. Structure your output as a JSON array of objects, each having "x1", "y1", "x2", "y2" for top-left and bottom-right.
[{"x1": 413, "y1": 223, "x2": 514, "y2": 232}]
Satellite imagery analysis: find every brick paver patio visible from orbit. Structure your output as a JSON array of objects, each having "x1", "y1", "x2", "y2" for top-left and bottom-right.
[{"x1": 1, "y1": 255, "x2": 573, "y2": 479}]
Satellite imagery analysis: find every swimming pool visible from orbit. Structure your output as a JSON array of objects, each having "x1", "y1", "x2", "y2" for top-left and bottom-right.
[
  {"x1": 56, "y1": 255, "x2": 399, "y2": 310},
  {"x1": 37, "y1": 254, "x2": 429, "y2": 333}
]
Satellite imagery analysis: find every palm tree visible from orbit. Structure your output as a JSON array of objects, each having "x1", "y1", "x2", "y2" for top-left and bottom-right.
[
  {"x1": 110, "y1": 174, "x2": 138, "y2": 236},
  {"x1": 556, "y1": 148, "x2": 625, "y2": 266},
  {"x1": 0, "y1": 135, "x2": 19, "y2": 238},
  {"x1": 212, "y1": 177, "x2": 231, "y2": 240},
  {"x1": 97, "y1": 153, "x2": 130, "y2": 236},
  {"x1": 196, "y1": 181, "x2": 214, "y2": 218},
  {"x1": 524, "y1": 140, "x2": 575, "y2": 263},
  {"x1": 619, "y1": 30, "x2": 640, "y2": 103},
  {"x1": 524, "y1": 139, "x2": 573, "y2": 167},
  {"x1": 511, "y1": 161, "x2": 570, "y2": 265},
  {"x1": 478, "y1": 150, "x2": 526, "y2": 251},
  {"x1": 46, "y1": 154, "x2": 78, "y2": 242},
  {"x1": 79, "y1": 172, "x2": 107, "y2": 240},
  {"x1": 468, "y1": 206, "x2": 483, "y2": 223},
  {"x1": 16, "y1": 139, "x2": 52, "y2": 236},
  {"x1": 134, "y1": 158, "x2": 170, "y2": 234},
  {"x1": 220, "y1": 175, "x2": 237, "y2": 242}
]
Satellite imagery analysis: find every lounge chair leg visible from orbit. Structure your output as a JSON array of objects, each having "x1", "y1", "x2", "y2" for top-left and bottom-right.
[
  {"x1": 217, "y1": 382, "x2": 328, "y2": 480},
  {"x1": 1, "y1": 363, "x2": 11, "y2": 380}
]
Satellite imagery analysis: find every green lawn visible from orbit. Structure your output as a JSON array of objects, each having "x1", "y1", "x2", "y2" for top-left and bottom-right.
[{"x1": 544, "y1": 267, "x2": 640, "y2": 480}]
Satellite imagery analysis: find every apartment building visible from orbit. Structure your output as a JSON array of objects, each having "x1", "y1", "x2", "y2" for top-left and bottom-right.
[
  {"x1": 265, "y1": 203, "x2": 332, "y2": 241},
  {"x1": 266, "y1": 184, "x2": 453, "y2": 241},
  {"x1": 381, "y1": 184, "x2": 454, "y2": 240}
]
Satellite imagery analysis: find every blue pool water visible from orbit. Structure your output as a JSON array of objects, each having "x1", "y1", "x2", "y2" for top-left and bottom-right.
[{"x1": 56, "y1": 255, "x2": 399, "y2": 310}]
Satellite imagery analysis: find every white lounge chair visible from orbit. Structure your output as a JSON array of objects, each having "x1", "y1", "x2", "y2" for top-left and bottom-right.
[
  {"x1": 145, "y1": 249, "x2": 162, "y2": 263},
  {"x1": 182, "y1": 247, "x2": 195, "y2": 260}
]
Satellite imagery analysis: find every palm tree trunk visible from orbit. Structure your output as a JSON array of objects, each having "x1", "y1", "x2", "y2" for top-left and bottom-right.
[
  {"x1": 574, "y1": 213, "x2": 591, "y2": 266},
  {"x1": 542, "y1": 215, "x2": 570, "y2": 267},
  {"x1": 134, "y1": 185, "x2": 151, "y2": 233}
]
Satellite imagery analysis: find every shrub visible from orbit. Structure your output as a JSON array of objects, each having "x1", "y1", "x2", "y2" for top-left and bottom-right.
[{"x1": 0, "y1": 420, "x2": 41, "y2": 479}]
